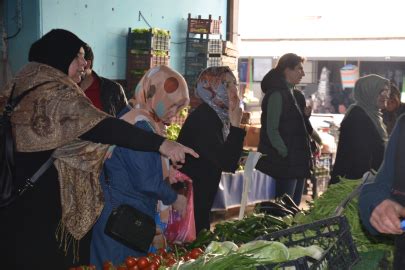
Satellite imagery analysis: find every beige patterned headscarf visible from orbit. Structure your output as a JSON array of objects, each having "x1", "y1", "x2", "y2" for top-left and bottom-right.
[{"x1": 1, "y1": 62, "x2": 109, "y2": 240}]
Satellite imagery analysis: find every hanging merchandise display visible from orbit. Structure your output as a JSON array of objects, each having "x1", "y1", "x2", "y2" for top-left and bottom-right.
[{"x1": 340, "y1": 64, "x2": 359, "y2": 89}]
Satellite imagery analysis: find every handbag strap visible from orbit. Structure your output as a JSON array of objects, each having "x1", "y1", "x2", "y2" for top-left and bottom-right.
[
  {"x1": 3, "y1": 81, "x2": 55, "y2": 198},
  {"x1": 4, "y1": 81, "x2": 51, "y2": 115},
  {"x1": 17, "y1": 155, "x2": 55, "y2": 196},
  {"x1": 103, "y1": 166, "x2": 119, "y2": 210}
]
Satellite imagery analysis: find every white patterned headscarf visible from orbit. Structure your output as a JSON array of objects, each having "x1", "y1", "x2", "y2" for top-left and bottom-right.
[{"x1": 195, "y1": 66, "x2": 235, "y2": 139}]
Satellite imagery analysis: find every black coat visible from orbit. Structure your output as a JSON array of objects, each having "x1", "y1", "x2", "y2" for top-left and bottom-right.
[
  {"x1": 178, "y1": 103, "x2": 246, "y2": 179},
  {"x1": 177, "y1": 103, "x2": 246, "y2": 233},
  {"x1": 96, "y1": 71, "x2": 127, "y2": 117},
  {"x1": 330, "y1": 106, "x2": 385, "y2": 183},
  {"x1": 256, "y1": 69, "x2": 311, "y2": 179}
]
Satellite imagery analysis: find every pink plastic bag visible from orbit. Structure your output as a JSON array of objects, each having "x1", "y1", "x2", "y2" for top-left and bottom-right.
[{"x1": 164, "y1": 175, "x2": 196, "y2": 244}]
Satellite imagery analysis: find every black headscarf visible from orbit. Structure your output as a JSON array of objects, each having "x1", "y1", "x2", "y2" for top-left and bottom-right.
[{"x1": 28, "y1": 29, "x2": 86, "y2": 75}]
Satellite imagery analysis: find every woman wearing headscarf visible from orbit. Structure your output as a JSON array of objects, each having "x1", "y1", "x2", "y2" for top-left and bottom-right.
[
  {"x1": 256, "y1": 53, "x2": 311, "y2": 206},
  {"x1": 177, "y1": 66, "x2": 246, "y2": 234},
  {"x1": 90, "y1": 66, "x2": 189, "y2": 268},
  {"x1": 330, "y1": 74, "x2": 390, "y2": 184},
  {"x1": 382, "y1": 83, "x2": 405, "y2": 135},
  {"x1": 0, "y1": 29, "x2": 197, "y2": 269}
]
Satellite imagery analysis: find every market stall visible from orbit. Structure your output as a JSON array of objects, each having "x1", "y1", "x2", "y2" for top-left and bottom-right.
[{"x1": 211, "y1": 170, "x2": 275, "y2": 211}]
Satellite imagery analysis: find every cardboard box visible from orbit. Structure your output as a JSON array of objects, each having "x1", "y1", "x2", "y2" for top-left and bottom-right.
[{"x1": 242, "y1": 125, "x2": 261, "y2": 148}]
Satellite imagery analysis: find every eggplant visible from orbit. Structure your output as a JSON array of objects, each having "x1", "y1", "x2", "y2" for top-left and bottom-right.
[
  {"x1": 258, "y1": 201, "x2": 295, "y2": 217},
  {"x1": 259, "y1": 206, "x2": 295, "y2": 217},
  {"x1": 276, "y1": 200, "x2": 299, "y2": 214},
  {"x1": 280, "y1": 194, "x2": 301, "y2": 213}
]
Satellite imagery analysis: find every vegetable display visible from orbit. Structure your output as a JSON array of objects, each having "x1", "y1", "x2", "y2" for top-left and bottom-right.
[
  {"x1": 188, "y1": 212, "x2": 290, "y2": 249},
  {"x1": 70, "y1": 178, "x2": 387, "y2": 269},
  {"x1": 132, "y1": 28, "x2": 170, "y2": 37},
  {"x1": 297, "y1": 178, "x2": 394, "y2": 262},
  {"x1": 169, "y1": 240, "x2": 324, "y2": 270}
]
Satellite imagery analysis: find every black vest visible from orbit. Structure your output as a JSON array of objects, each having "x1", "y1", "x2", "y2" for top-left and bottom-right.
[{"x1": 256, "y1": 88, "x2": 311, "y2": 179}]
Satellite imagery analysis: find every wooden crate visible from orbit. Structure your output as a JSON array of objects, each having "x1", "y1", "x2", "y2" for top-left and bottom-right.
[
  {"x1": 222, "y1": 41, "x2": 239, "y2": 57},
  {"x1": 221, "y1": 55, "x2": 238, "y2": 71},
  {"x1": 128, "y1": 28, "x2": 170, "y2": 51},
  {"x1": 187, "y1": 14, "x2": 221, "y2": 34},
  {"x1": 127, "y1": 54, "x2": 170, "y2": 70}
]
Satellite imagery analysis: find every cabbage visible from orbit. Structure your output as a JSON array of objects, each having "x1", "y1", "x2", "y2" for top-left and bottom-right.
[
  {"x1": 288, "y1": 246, "x2": 310, "y2": 260},
  {"x1": 220, "y1": 241, "x2": 239, "y2": 252},
  {"x1": 288, "y1": 245, "x2": 324, "y2": 260},
  {"x1": 205, "y1": 241, "x2": 222, "y2": 254},
  {"x1": 238, "y1": 240, "x2": 289, "y2": 262},
  {"x1": 205, "y1": 241, "x2": 238, "y2": 255},
  {"x1": 304, "y1": 245, "x2": 324, "y2": 260}
]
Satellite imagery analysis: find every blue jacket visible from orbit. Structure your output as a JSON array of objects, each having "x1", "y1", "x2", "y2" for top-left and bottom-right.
[
  {"x1": 359, "y1": 115, "x2": 404, "y2": 234},
  {"x1": 90, "y1": 120, "x2": 177, "y2": 268}
]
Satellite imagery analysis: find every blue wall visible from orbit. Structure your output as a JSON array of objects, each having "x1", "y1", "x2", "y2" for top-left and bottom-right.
[
  {"x1": 5, "y1": 0, "x2": 227, "y2": 80},
  {"x1": 5, "y1": 0, "x2": 40, "y2": 75}
]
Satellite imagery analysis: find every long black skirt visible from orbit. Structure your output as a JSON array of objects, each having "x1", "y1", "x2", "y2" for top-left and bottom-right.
[{"x1": 0, "y1": 151, "x2": 91, "y2": 270}]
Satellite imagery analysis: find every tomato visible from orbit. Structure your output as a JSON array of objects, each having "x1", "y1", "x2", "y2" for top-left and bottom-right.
[
  {"x1": 147, "y1": 252, "x2": 155, "y2": 258},
  {"x1": 88, "y1": 265, "x2": 97, "y2": 270},
  {"x1": 150, "y1": 258, "x2": 160, "y2": 267},
  {"x1": 165, "y1": 253, "x2": 175, "y2": 260},
  {"x1": 183, "y1": 254, "x2": 192, "y2": 261},
  {"x1": 155, "y1": 254, "x2": 163, "y2": 263},
  {"x1": 189, "y1": 247, "x2": 204, "y2": 259},
  {"x1": 128, "y1": 265, "x2": 140, "y2": 270},
  {"x1": 125, "y1": 256, "x2": 138, "y2": 267},
  {"x1": 157, "y1": 248, "x2": 167, "y2": 257},
  {"x1": 165, "y1": 258, "x2": 177, "y2": 267},
  {"x1": 147, "y1": 261, "x2": 159, "y2": 270},
  {"x1": 103, "y1": 261, "x2": 114, "y2": 270},
  {"x1": 137, "y1": 257, "x2": 150, "y2": 269},
  {"x1": 150, "y1": 257, "x2": 160, "y2": 266}
]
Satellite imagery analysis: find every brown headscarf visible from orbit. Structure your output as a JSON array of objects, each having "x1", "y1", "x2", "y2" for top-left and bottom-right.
[
  {"x1": 1, "y1": 29, "x2": 109, "y2": 242},
  {"x1": 1, "y1": 62, "x2": 109, "y2": 241}
]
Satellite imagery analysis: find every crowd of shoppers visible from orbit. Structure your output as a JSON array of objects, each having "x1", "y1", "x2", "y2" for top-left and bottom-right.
[{"x1": 4, "y1": 26, "x2": 405, "y2": 270}]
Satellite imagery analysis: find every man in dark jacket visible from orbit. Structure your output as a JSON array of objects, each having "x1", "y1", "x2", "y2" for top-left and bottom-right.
[
  {"x1": 80, "y1": 43, "x2": 127, "y2": 117},
  {"x1": 359, "y1": 114, "x2": 405, "y2": 269}
]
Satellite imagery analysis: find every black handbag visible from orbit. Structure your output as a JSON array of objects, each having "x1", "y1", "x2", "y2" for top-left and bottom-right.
[{"x1": 103, "y1": 168, "x2": 156, "y2": 252}]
